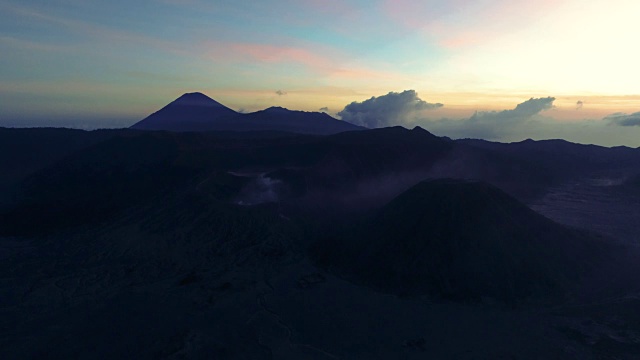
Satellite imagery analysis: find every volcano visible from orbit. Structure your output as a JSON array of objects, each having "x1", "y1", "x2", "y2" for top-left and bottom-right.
[
  {"x1": 314, "y1": 178, "x2": 608, "y2": 304},
  {"x1": 131, "y1": 93, "x2": 364, "y2": 135},
  {"x1": 130, "y1": 92, "x2": 238, "y2": 131}
]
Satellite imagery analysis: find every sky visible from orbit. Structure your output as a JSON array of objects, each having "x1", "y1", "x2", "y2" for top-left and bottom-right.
[{"x1": 1, "y1": 0, "x2": 639, "y2": 146}]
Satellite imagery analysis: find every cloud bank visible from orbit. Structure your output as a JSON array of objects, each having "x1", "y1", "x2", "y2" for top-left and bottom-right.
[
  {"x1": 471, "y1": 97, "x2": 555, "y2": 120},
  {"x1": 337, "y1": 90, "x2": 443, "y2": 128},
  {"x1": 605, "y1": 112, "x2": 640, "y2": 127},
  {"x1": 411, "y1": 97, "x2": 640, "y2": 146},
  {"x1": 430, "y1": 97, "x2": 555, "y2": 140}
]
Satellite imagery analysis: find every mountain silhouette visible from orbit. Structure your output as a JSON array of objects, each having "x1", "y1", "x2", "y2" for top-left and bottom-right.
[
  {"x1": 240, "y1": 106, "x2": 363, "y2": 134},
  {"x1": 313, "y1": 178, "x2": 607, "y2": 304},
  {"x1": 130, "y1": 92, "x2": 238, "y2": 131},
  {"x1": 459, "y1": 138, "x2": 640, "y2": 180},
  {"x1": 131, "y1": 92, "x2": 364, "y2": 135},
  {"x1": 3, "y1": 126, "x2": 640, "y2": 359}
]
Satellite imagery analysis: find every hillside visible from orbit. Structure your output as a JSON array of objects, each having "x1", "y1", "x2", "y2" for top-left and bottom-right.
[
  {"x1": 313, "y1": 179, "x2": 608, "y2": 304},
  {"x1": 2, "y1": 127, "x2": 640, "y2": 358}
]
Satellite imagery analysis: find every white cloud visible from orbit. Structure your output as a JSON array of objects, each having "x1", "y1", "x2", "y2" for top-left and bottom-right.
[
  {"x1": 337, "y1": 90, "x2": 442, "y2": 128},
  {"x1": 428, "y1": 97, "x2": 555, "y2": 140}
]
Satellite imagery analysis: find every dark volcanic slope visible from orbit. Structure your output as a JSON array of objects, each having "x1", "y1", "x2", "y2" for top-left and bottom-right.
[
  {"x1": 314, "y1": 179, "x2": 608, "y2": 304},
  {"x1": 0, "y1": 128, "x2": 126, "y2": 209},
  {"x1": 3, "y1": 127, "x2": 640, "y2": 359},
  {"x1": 625, "y1": 174, "x2": 640, "y2": 189},
  {"x1": 131, "y1": 93, "x2": 364, "y2": 135},
  {"x1": 0, "y1": 134, "x2": 194, "y2": 236},
  {"x1": 0, "y1": 127, "x2": 452, "y2": 235}
]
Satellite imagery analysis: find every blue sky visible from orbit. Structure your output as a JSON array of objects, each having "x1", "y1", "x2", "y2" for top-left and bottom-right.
[{"x1": 1, "y1": 0, "x2": 640, "y2": 145}]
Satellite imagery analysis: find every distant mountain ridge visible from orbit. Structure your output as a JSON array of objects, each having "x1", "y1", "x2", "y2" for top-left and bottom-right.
[{"x1": 131, "y1": 92, "x2": 364, "y2": 135}]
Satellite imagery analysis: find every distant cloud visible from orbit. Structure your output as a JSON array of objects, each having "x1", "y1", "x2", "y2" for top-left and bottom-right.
[
  {"x1": 606, "y1": 112, "x2": 640, "y2": 126},
  {"x1": 428, "y1": 97, "x2": 556, "y2": 140},
  {"x1": 470, "y1": 97, "x2": 555, "y2": 122},
  {"x1": 576, "y1": 100, "x2": 584, "y2": 110},
  {"x1": 319, "y1": 107, "x2": 329, "y2": 112},
  {"x1": 275, "y1": 90, "x2": 287, "y2": 96},
  {"x1": 338, "y1": 90, "x2": 443, "y2": 128}
]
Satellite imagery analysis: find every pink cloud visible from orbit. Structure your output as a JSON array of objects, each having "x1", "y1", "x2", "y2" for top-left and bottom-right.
[
  {"x1": 204, "y1": 41, "x2": 413, "y2": 85},
  {"x1": 432, "y1": 29, "x2": 485, "y2": 49},
  {"x1": 229, "y1": 43, "x2": 334, "y2": 70}
]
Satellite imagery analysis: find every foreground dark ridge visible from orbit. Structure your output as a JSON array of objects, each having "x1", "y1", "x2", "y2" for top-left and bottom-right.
[{"x1": 1, "y1": 126, "x2": 640, "y2": 359}]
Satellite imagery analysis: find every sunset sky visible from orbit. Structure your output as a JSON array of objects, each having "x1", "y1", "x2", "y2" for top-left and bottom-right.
[{"x1": 1, "y1": 0, "x2": 639, "y2": 145}]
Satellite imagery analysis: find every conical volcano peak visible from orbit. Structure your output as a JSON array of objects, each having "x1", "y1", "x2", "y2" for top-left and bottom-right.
[{"x1": 171, "y1": 92, "x2": 226, "y2": 107}]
